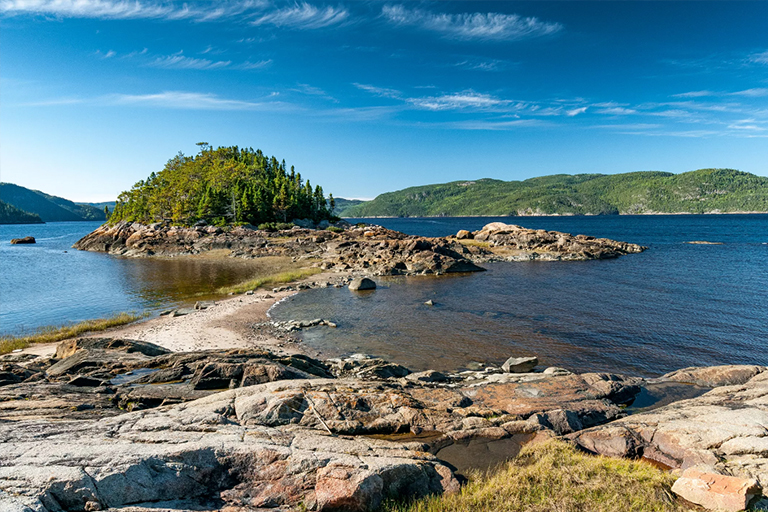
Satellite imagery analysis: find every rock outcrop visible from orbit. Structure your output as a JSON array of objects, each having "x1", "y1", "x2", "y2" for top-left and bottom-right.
[
  {"x1": 0, "y1": 339, "x2": 646, "y2": 511},
  {"x1": 570, "y1": 365, "x2": 768, "y2": 487},
  {"x1": 469, "y1": 222, "x2": 646, "y2": 261},
  {"x1": 73, "y1": 221, "x2": 645, "y2": 276},
  {"x1": 10, "y1": 236, "x2": 35, "y2": 244}
]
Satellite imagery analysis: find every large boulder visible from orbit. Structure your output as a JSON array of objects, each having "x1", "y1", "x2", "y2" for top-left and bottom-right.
[
  {"x1": 502, "y1": 356, "x2": 538, "y2": 373},
  {"x1": 349, "y1": 277, "x2": 376, "y2": 291},
  {"x1": 671, "y1": 468, "x2": 761, "y2": 512},
  {"x1": 656, "y1": 365, "x2": 765, "y2": 387}
]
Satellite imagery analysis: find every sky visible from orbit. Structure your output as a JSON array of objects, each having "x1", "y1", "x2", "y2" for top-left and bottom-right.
[{"x1": 1, "y1": 1, "x2": 767, "y2": 202}]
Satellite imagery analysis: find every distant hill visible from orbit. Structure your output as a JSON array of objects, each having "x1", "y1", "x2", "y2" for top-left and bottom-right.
[
  {"x1": 341, "y1": 169, "x2": 768, "y2": 217},
  {"x1": 81, "y1": 201, "x2": 117, "y2": 212},
  {"x1": 332, "y1": 198, "x2": 365, "y2": 216},
  {"x1": 0, "y1": 199, "x2": 44, "y2": 224},
  {"x1": 0, "y1": 183, "x2": 108, "y2": 222}
]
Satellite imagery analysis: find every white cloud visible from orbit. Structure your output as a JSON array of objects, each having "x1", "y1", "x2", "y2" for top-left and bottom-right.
[
  {"x1": 730, "y1": 88, "x2": 768, "y2": 97},
  {"x1": 749, "y1": 51, "x2": 768, "y2": 64},
  {"x1": 453, "y1": 58, "x2": 511, "y2": 72},
  {"x1": 382, "y1": 4, "x2": 561, "y2": 41},
  {"x1": 409, "y1": 91, "x2": 509, "y2": 111},
  {"x1": 566, "y1": 106, "x2": 587, "y2": 116},
  {"x1": 108, "y1": 90, "x2": 276, "y2": 110},
  {"x1": 673, "y1": 90, "x2": 715, "y2": 98},
  {"x1": 149, "y1": 53, "x2": 231, "y2": 70},
  {"x1": 0, "y1": 0, "x2": 266, "y2": 21},
  {"x1": 238, "y1": 59, "x2": 272, "y2": 70},
  {"x1": 252, "y1": 3, "x2": 348, "y2": 29},
  {"x1": 594, "y1": 106, "x2": 637, "y2": 115},
  {"x1": 353, "y1": 83, "x2": 402, "y2": 99}
]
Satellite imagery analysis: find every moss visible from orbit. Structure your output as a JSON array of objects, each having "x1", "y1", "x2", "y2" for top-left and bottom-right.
[
  {"x1": 0, "y1": 311, "x2": 148, "y2": 355},
  {"x1": 380, "y1": 439, "x2": 687, "y2": 512}
]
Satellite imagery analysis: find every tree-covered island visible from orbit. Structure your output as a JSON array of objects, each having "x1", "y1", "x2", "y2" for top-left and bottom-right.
[{"x1": 109, "y1": 144, "x2": 336, "y2": 227}]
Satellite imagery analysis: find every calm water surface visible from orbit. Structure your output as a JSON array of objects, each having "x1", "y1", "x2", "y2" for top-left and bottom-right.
[
  {"x1": 271, "y1": 215, "x2": 768, "y2": 377},
  {"x1": 0, "y1": 221, "x2": 263, "y2": 335}
]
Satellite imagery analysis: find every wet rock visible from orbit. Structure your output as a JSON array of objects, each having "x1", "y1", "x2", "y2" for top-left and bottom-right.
[
  {"x1": 502, "y1": 356, "x2": 538, "y2": 373},
  {"x1": 10, "y1": 236, "x2": 35, "y2": 244},
  {"x1": 581, "y1": 373, "x2": 643, "y2": 405},
  {"x1": 349, "y1": 277, "x2": 377, "y2": 291},
  {"x1": 671, "y1": 468, "x2": 761, "y2": 512}
]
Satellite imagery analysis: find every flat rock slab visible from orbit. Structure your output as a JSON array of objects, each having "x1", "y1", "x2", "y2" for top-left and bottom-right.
[
  {"x1": 570, "y1": 367, "x2": 768, "y2": 485},
  {"x1": 671, "y1": 468, "x2": 761, "y2": 512}
]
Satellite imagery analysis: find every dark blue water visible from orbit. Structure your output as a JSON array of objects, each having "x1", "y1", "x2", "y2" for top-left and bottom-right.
[
  {"x1": 0, "y1": 222, "x2": 262, "y2": 335},
  {"x1": 272, "y1": 215, "x2": 768, "y2": 377}
]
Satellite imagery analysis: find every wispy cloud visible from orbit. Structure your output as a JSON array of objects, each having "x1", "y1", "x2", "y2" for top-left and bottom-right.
[
  {"x1": 749, "y1": 50, "x2": 768, "y2": 64},
  {"x1": 290, "y1": 82, "x2": 337, "y2": 102},
  {"x1": 108, "y1": 90, "x2": 280, "y2": 110},
  {"x1": 453, "y1": 58, "x2": 512, "y2": 72},
  {"x1": 382, "y1": 4, "x2": 562, "y2": 41},
  {"x1": 0, "y1": 0, "x2": 265, "y2": 20},
  {"x1": 353, "y1": 83, "x2": 402, "y2": 99},
  {"x1": 354, "y1": 84, "x2": 516, "y2": 112},
  {"x1": 149, "y1": 53, "x2": 231, "y2": 70},
  {"x1": 730, "y1": 88, "x2": 768, "y2": 98},
  {"x1": 673, "y1": 90, "x2": 715, "y2": 98},
  {"x1": 566, "y1": 107, "x2": 587, "y2": 117},
  {"x1": 252, "y1": 2, "x2": 348, "y2": 29},
  {"x1": 409, "y1": 91, "x2": 510, "y2": 111},
  {"x1": 238, "y1": 59, "x2": 272, "y2": 70}
]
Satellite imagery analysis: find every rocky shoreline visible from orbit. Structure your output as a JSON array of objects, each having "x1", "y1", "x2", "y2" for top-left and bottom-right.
[
  {"x1": 73, "y1": 221, "x2": 646, "y2": 275},
  {"x1": 10, "y1": 222, "x2": 764, "y2": 511},
  {"x1": 2, "y1": 335, "x2": 767, "y2": 511}
]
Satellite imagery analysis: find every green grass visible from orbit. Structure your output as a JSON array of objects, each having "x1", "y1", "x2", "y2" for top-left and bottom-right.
[
  {"x1": 0, "y1": 311, "x2": 148, "y2": 355},
  {"x1": 217, "y1": 267, "x2": 323, "y2": 295},
  {"x1": 381, "y1": 439, "x2": 689, "y2": 512}
]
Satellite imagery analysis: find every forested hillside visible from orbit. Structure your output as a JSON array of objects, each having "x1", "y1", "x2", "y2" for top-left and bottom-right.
[
  {"x1": 340, "y1": 169, "x2": 768, "y2": 217},
  {"x1": 0, "y1": 200, "x2": 44, "y2": 224},
  {"x1": 0, "y1": 183, "x2": 107, "y2": 222},
  {"x1": 109, "y1": 144, "x2": 335, "y2": 226}
]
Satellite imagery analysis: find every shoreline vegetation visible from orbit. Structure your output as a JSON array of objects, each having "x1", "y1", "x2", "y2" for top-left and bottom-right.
[
  {"x1": 381, "y1": 439, "x2": 684, "y2": 512},
  {"x1": 0, "y1": 311, "x2": 147, "y2": 355}
]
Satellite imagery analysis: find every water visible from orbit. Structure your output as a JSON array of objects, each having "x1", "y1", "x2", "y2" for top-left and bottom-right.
[
  {"x1": 0, "y1": 221, "x2": 270, "y2": 335},
  {"x1": 271, "y1": 215, "x2": 768, "y2": 377}
]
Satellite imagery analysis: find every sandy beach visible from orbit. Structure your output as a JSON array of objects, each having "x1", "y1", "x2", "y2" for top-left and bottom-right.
[{"x1": 21, "y1": 270, "x2": 346, "y2": 359}]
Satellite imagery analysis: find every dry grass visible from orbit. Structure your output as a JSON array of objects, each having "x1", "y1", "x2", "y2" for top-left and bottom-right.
[
  {"x1": 456, "y1": 239, "x2": 492, "y2": 249},
  {"x1": 0, "y1": 312, "x2": 148, "y2": 355},
  {"x1": 381, "y1": 439, "x2": 690, "y2": 512},
  {"x1": 217, "y1": 267, "x2": 323, "y2": 295}
]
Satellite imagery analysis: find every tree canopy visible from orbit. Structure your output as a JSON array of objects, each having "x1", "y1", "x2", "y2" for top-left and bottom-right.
[{"x1": 109, "y1": 144, "x2": 335, "y2": 226}]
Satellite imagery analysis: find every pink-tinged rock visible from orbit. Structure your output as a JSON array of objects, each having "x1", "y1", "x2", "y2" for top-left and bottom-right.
[
  {"x1": 671, "y1": 468, "x2": 761, "y2": 511},
  {"x1": 315, "y1": 466, "x2": 384, "y2": 511}
]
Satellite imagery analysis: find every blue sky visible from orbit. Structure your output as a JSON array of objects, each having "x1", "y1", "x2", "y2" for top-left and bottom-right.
[{"x1": 1, "y1": 1, "x2": 767, "y2": 202}]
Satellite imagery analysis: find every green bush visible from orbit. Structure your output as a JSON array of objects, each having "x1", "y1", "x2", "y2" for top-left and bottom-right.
[
  {"x1": 258, "y1": 222, "x2": 295, "y2": 232},
  {"x1": 326, "y1": 226, "x2": 344, "y2": 233}
]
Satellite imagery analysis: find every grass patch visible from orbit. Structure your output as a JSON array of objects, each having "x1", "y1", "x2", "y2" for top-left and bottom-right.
[
  {"x1": 217, "y1": 267, "x2": 323, "y2": 295},
  {"x1": 381, "y1": 439, "x2": 687, "y2": 512},
  {"x1": 0, "y1": 312, "x2": 148, "y2": 355}
]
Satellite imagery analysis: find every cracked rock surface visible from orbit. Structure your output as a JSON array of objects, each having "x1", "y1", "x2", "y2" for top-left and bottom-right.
[{"x1": 0, "y1": 339, "x2": 645, "y2": 512}]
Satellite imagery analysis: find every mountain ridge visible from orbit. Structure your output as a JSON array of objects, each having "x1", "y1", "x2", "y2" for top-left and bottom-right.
[
  {"x1": 337, "y1": 169, "x2": 768, "y2": 217},
  {"x1": 0, "y1": 183, "x2": 108, "y2": 222}
]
